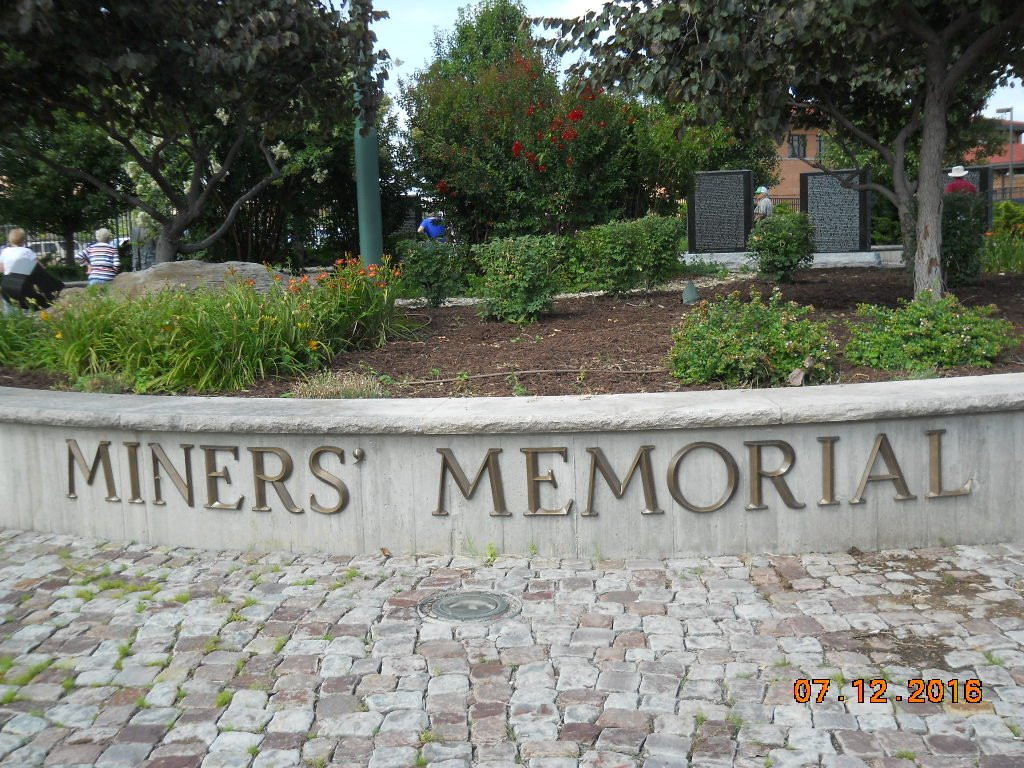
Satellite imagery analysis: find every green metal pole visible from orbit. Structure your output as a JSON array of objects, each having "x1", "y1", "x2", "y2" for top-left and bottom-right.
[{"x1": 354, "y1": 116, "x2": 383, "y2": 268}]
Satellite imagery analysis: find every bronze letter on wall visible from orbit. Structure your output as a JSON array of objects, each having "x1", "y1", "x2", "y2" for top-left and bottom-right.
[
  {"x1": 248, "y1": 447, "x2": 302, "y2": 514},
  {"x1": 817, "y1": 437, "x2": 840, "y2": 506},
  {"x1": 435, "y1": 448, "x2": 509, "y2": 516},
  {"x1": 124, "y1": 442, "x2": 145, "y2": 504},
  {"x1": 200, "y1": 445, "x2": 243, "y2": 511},
  {"x1": 667, "y1": 442, "x2": 739, "y2": 513},
  {"x1": 521, "y1": 447, "x2": 573, "y2": 516},
  {"x1": 925, "y1": 429, "x2": 971, "y2": 499},
  {"x1": 66, "y1": 439, "x2": 120, "y2": 502},
  {"x1": 744, "y1": 440, "x2": 805, "y2": 510},
  {"x1": 309, "y1": 446, "x2": 349, "y2": 515},
  {"x1": 150, "y1": 443, "x2": 195, "y2": 507},
  {"x1": 584, "y1": 446, "x2": 661, "y2": 516},
  {"x1": 850, "y1": 433, "x2": 917, "y2": 504}
]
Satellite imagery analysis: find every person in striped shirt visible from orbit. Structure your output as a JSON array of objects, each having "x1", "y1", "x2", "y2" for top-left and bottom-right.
[{"x1": 76, "y1": 228, "x2": 121, "y2": 286}]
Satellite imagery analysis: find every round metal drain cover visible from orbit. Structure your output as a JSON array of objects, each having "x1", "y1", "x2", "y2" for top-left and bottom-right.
[{"x1": 418, "y1": 590, "x2": 520, "y2": 623}]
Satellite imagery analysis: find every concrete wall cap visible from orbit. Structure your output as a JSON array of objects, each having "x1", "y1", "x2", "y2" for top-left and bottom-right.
[{"x1": 2, "y1": 373, "x2": 1024, "y2": 435}]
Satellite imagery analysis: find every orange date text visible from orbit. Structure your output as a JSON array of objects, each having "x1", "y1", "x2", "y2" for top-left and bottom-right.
[{"x1": 792, "y1": 678, "x2": 983, "y2": 704}]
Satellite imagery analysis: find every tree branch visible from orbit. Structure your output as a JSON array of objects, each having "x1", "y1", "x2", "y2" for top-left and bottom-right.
[
  {"x1": 945, "y1": 6, "x2": 1024, "y2": 90},
  {"x1": 896, "y1": 2, "x2": 941, "y2": 45},
  {"x1": 804, "y1": 158, "x2": 899, "y2": 207},
  {"x1": 193, "y1": 121, "x2": 255, "y2": 215},
  {"x1": 792, "y1": 98, "x2": 896, "y2": 167},
  {"x1": 26, "y1": 149, "x2": 166, "y2": 222},
  {"x1": 90, "y1": 113, "x2": 187, "y2": 208},
  {"x1": 180, "y1": 142, "x2": 282, "y2": 254}
]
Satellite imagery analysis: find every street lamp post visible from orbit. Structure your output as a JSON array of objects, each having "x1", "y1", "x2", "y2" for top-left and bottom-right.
[{"x1": 996, "y1": 107, "x2": 1014, "y2": 202}]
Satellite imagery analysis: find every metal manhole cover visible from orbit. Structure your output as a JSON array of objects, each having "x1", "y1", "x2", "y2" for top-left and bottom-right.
[{"x1": 418, "y1": 590, "x2": 521, "y2": 623}]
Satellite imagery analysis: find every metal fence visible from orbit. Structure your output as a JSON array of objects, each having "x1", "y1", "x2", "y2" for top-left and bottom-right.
[{"x1": 2, "y1": 212, "x2": 134, "y2": 267}]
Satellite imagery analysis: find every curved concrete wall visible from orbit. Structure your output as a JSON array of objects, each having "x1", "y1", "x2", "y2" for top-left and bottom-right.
[{"x1": 1, "y1": 375, "x2": 1022, "y2": 558}]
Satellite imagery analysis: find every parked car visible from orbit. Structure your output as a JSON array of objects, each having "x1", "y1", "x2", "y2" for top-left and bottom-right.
[{"x1": 28, "y1": 241, "x2": 66, "y2": 265}]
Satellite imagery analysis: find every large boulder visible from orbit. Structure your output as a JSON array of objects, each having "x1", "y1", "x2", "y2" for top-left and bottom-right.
[{"x1": 107, "y1": 260, "x2": 285, "y2": 299}]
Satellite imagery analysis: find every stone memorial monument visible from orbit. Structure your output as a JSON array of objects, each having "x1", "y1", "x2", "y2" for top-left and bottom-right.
[
  {"x1": 800, "y1": 170, "x2": 871, "y2": 252},
  {"x1": 688, "y1": 170, "x2": 752, "y2": 252}
]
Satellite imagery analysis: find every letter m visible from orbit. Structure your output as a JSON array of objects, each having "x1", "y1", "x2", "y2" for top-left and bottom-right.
[
  {"x1": 585, "y1": 446, "x2": 661, "y2": 515},
  {"x1": 67, "y1": 439, "x2": 120, "y2": 501},
  {"x1": 435, "y1": 448, "x2": 508, "y2": 516}
]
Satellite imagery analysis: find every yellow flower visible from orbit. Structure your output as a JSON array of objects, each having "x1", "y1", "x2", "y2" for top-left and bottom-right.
[
  {"x1": 39, "y1": 311, "x2": 50, "y2": 321},
  {"x1": 308, "y1": 340, "x2": 320, "y2": 350},
  {"x1": 55, "y1": 331, "x2": 63, "y2": 339}
]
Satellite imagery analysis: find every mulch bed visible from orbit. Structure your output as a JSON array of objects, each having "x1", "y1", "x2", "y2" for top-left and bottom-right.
[{"x1": 3, "y1": 268, "x2": 1024, "y2": 398}]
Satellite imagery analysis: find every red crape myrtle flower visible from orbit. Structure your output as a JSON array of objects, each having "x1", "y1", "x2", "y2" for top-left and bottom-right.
[
  {"x1": 568, "y1": 107, "x2": 584, "y2": 122},
  {"x1": 512, "y1": 140, "x2": 523, "y2": 158}
]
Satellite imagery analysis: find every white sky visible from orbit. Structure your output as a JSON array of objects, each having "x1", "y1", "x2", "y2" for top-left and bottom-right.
[{"x1": 373, "y1": 1, "x2": 1024, "y2": 124}]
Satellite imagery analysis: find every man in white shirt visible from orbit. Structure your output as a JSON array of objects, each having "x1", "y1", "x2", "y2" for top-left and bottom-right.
[
  {"x1": 1, "y1": 229, "x2": 38, "y2": 313},
  {"x1": 1, "y1": 228, "x2": 37, "y2": 275}
]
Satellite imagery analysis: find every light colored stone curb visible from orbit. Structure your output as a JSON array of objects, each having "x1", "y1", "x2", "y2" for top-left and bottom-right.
[{"x1": 2, "y1": 373, "x2": 1024, "y2": 435}]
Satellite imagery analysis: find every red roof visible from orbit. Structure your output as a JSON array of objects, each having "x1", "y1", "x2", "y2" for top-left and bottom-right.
[{"x1": 966, "y1": 140, "x2": 1021, "y2": 165}]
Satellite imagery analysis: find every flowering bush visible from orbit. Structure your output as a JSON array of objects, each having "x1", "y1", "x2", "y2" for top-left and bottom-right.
[
  {"x1": 845, "y1": 293, "x2": 1017, "y2": 371},
  {"x1": 0, "y1": 258, "x2": 411, "y2": 393},
  {"x1": 746, "y1": 208, "x2": 815, "y2": 282},
  {"x1": 668, "y1": 289, "x2": 836, "y2": 387},
  {"x1": 473, "y1": 235, "x2": 562, "y2": 324}
]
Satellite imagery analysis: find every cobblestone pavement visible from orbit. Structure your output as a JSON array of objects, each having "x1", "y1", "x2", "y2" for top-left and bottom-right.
[{"x1": 3, "y1": 530, "x2": 1024, "y2": 767}]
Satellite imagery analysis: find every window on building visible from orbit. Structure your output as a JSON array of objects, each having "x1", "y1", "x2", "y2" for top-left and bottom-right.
[
  {"x1": 788, "y1": 133, "x2": 807, "y2": 159},
  {"x1": 817, "y1": 134, "x2": 828, "y2": 160}
]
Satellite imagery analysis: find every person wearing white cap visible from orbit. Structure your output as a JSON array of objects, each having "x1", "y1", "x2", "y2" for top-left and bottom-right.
[
  {"x1": 753, "y1": 186, "x2": 774, "y2": 222},
  {"x1": 945, "y1": 165, "x2": 977, "y2": 195}
]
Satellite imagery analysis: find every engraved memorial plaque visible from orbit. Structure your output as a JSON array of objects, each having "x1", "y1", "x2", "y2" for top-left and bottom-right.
[
  {"x1": 688, "y1": 170, "x2": 752, "y2": 252},
  {"x1": 800, "y1": 170, "x2": 870, "y2": 252}
]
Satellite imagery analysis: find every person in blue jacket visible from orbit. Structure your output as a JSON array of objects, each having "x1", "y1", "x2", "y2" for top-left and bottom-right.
[{"x1": 417, "y1": 212, "x2": 447, "y2": 241}]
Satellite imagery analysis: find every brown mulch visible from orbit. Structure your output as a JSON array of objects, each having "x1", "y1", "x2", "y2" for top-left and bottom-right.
[{"x1": 3, "y1": 268, "x2": 1024, "y2": 398}]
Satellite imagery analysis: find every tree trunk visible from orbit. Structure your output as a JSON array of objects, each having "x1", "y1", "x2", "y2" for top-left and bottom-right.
[
  {"x1": 155, "y1": 228, "x2": 181, "y2": 263},
  {"x1": 896, "y1": 194, "x2": 917, "y2": 268},
  {"x1": 913, "y1": 67, "x2": 949, "y2": 298},
  {"x1": 62, "y1": 225, "x2": 77, "y2": 268}
]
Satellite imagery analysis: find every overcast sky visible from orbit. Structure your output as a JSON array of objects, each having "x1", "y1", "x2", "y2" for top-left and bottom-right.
[{"x1": 373, "y1": 1, "x2": 1024, "y2": 123}]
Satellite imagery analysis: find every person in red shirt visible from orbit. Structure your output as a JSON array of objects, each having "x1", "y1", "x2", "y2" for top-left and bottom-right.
[{"x1": 945, "y1": 165, "x2": 977, "y2": 194}]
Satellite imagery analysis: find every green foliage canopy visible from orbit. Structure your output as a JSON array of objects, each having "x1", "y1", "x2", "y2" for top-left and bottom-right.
[
  {"x1": 0, "y1": 0, "x2": 387, "y2": 263},
  {"x1": 542, "y1": 0, "x2": 1024, "y2": 297},
  {"x1": 0, "y1": 112, "x2": 129, "y2": 265}
]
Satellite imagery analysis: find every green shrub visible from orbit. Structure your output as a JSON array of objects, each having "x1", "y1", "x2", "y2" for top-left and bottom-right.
[
  {"x1": 0, "y1": 311, "x2": 43, "y2": 368},
  {"x1": 994, "y1": 200, "x2": 1024, "y2": 239},
  {"x1": 845, "y1": 293, "x2": 1017, "y2": 371},
  {"x1": 941, "y1": 192, "x2": 986, "y2": 287},
  {"x1": 474, "y1": 235, "x2": 561, "y2": 325},
  {"x1": 562, "y1": 215, "x2": 686, "y2": 294},
  {"x1": 982, "y1": 230, "x2": 1024, "y2": 273},
  {"x1": 396, "y1": 239, "x2": 466, "y2": 307},
  {"x1": 746, "y1": 208, "x2": 814, "y2": 281},
  {"x1": 628, "y1": 215, "x2": 688, "y2": 291},
  {"x1": 668, "y1": 289, "x2": 837, "y2": 387},
  {"x1": 1, "y1": 258, "x2": 412, "y2": 393}
]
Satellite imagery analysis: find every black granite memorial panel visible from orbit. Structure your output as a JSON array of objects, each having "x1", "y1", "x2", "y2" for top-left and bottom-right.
[
  {"x1": 688, "y1": 170, "x2": 752, "y2": 252},
  {"x1": 800, "y1": 170, "x2": 870, "y2": 252}
]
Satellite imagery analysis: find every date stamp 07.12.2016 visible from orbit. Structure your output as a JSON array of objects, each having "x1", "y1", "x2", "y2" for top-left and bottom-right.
[{"x1": 793, "y1": 678, "x2": 983, "y2": 705}]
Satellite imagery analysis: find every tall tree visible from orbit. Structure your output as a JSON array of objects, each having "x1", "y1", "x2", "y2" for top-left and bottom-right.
[
  {"x1": 1, "y1": 0, "x2": 387, "y2": 263},
  {"x1": 543, "y1": 0, "x2": 1024, "y2": 296},
  {"x1": 0, "y1": 112, "x2": 129, "y2": 265}
]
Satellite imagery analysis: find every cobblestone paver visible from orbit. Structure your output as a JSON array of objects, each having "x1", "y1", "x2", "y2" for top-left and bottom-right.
[{"x1": 1, "y1": 529, "x2": 1024, "y2": 766}]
